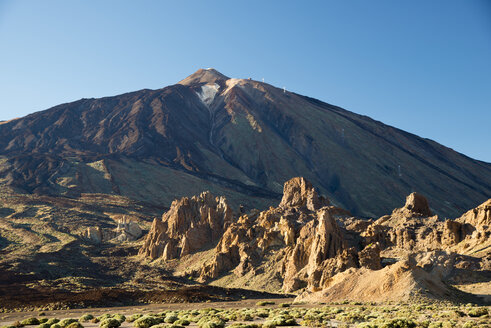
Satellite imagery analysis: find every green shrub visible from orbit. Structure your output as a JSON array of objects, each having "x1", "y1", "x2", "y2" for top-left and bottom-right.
[
  {"x1": 228, "y1": 324, "x2": 260, "y2": 328},
  {"x1": 467, "y1": 307, "x2": 488, "y2": 317},
  {"x1": 427, "y1": 323, "x2": 442, "y2": 328},
  {"x1": 174, "y1": 320, "x2": 190, "y2": 326},
  {"x1": 133, "y1": 316, "x2": 161, "y2": 328},
  {"x1": 127, "y1": 315, "x2": 143, "y2": 323},
  {"x1": 164, "y1": 316, "x2": 178, "y2": 324},
  {"x1": 38, "y1": 324, "x2": 50, "y2": 328},
  {"x1": 256, "y1": 301, "x2": 275, "y2": 306},
  {"x1": 79, "y1": 315, "x2": 94, "y2": 323},
  {"x1": 21, "y1": 319, "x2": 40, "y2": 326},
  {"x1": 264, "y1": 315, "x2": 296, "y2": 327},
  {"x1": 99, "y1": 318, "x2": 120, "y2": 328},
  {"x1": 380, "y1": 318, "x2": 416, "y2": 328},
  {"x1": 59, "y1": 320, "x2": 77, "y2": 328},
  {"x1": 66, "y1": 323, "x2": 83, "y2": 328},
  {"x1": 50, "y1": 324, "x2": 61, "y2": 328},
  {"x1": 279, "y1": 303, "x2": 290, "y2": 308},
  {"x1": 113, "y1": 315, "x2": 126, "y2": 324},
  {"x1": 197, "y1": 317, "x2": 225, "y2": 328},
  {"x1": 45, "y1": 320, "x2": 59, "y2": 326}
]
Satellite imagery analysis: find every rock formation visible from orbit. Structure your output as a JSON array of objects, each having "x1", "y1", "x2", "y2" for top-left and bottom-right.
[
  {"x1": 82, "y1": 227, "x2": 103, "y2": 244},
  {"x1": 82, "y1": 215, "x2": 143, "y2": 243},
  {"x1": 139, "y1": 178, "x2": 491, "y2": 302},
  {"x1": 139, "y1": 191, "x2": 232, "y2": 260},
  {"x1": 279, "y1": 177, "x2": 328, "y2": 211},
  {"x1": 115, "y1": 216, "x2": 143, "y2": 241}
]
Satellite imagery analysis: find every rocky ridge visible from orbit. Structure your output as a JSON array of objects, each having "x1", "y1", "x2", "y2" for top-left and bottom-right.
[{"x1": 140, "y1": 177, "x2": 491, "y2": 302}]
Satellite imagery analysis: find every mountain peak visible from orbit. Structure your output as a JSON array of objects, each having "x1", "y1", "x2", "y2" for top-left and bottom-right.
[{"x1": 178, "y1": 68, "x2": 230, "y2": 86}]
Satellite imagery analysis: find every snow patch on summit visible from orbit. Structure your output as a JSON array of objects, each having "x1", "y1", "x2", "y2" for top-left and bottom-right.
[{"x1": 197, "y1": 83, "x2": 220, "y2": 107}]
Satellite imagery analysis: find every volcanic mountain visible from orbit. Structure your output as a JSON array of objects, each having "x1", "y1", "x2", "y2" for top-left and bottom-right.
[{"x1": 0, "y1": 68, "x2": 489, "y2": 217}]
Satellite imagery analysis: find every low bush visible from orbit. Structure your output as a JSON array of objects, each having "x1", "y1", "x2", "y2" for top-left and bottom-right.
[
  {"x1": 45, "y1": 320, "x2": 59, "y2": 326},
  {"x1": 256, "y1": 301, "x2": 275, "y2": 307},
  {"x1": 264, "y1": 315, "x2": 296, "y2": 327},
  {"x1": 21, "y1": 318, "x2": 40, "y2": 326},
  {"x1": 79, "y1": 315, "x2": 94, "y2": 322},
  {"x1": 228, "y1": 324, "x2": 260, "y2": 328},
  {"x1": 38, "y1": 324, "x2": 50, "y2": 328},
  {"x1": 66, "y1": 323, "x2": 83, "y2": 328},
  {"x1": 164, "y1": 315, "x2": 178, "y2": 324},
  {"x1": 197, "y1": 317, "x2": 225, "y2": 328},
  {"x1": 99, "y1": 318, "x2": 120, "y2": 328},
  {"x1": 59, "y1": 319, "x2": 77, "y2": 328},
  {"x1": 467, "y1": 307, "x2": 488, "y2": 317},
  {"x1": 174, "y1": 320, "x2": 190, "y2": 326},
  {"x1": 112, "y1": 315, "x2": 126, "y2": 324},
  {"x1": 380, "y1": 318, "x2": 416, "y2": 328},
  {"x1": 133, "y1": 316, "x2": 161, "y2": 328},
  {"x1": 127, "y1": 315, "x2": 143, "y2": 323}
]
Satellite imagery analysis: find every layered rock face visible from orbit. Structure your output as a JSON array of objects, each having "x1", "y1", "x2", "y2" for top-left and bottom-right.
[
  {"x1": 140, "y1": 177, "x2": 490, "y2": 301},
  {"x1": 139, "y1": 191, "x2": 232, "y2": 260}
]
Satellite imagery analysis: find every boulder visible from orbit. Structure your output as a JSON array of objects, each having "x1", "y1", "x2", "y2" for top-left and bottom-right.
[{"x1": 392, "y1": 192, "x2": 432, "y2": 218}]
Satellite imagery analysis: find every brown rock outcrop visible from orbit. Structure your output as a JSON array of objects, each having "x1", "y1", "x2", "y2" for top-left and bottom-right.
[
  {"x1": 139, "y1": 191, "x2": 232, "y2": 260},
  {"x1": 458, "y1": 199, "x2": 490, "y2": 232},
  {"x1": 138, "y1": 178, "x2": 490, "y2": 302},
  {"x1": 279, "y1": 177, "x2": 328, "y2": 211},
  {"x1": 391, "y1": 192, "x2": 432, "y2": 218}
]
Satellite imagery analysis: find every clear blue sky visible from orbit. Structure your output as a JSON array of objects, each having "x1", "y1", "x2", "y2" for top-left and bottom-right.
[{"x1": 1, "y1": 0, "x2": 490, "y2": 162}]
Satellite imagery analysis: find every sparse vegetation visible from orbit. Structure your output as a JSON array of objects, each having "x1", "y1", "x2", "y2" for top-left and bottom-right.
[{"x1": 1, "y1": 302, "x2": 490, "y2": 328}]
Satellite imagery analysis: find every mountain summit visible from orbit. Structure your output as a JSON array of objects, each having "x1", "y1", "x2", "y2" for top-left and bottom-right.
[
  {"x1": 0, "y1": 69, "x2": 489, "y2": 217},
  {"x1": 178, "y1": 68, "x2": 230, "y2": 85}
]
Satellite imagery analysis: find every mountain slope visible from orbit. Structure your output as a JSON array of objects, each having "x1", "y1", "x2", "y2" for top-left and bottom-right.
[{"x1": 0, "y1": 68, "x2": 489, "y2": 217}]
